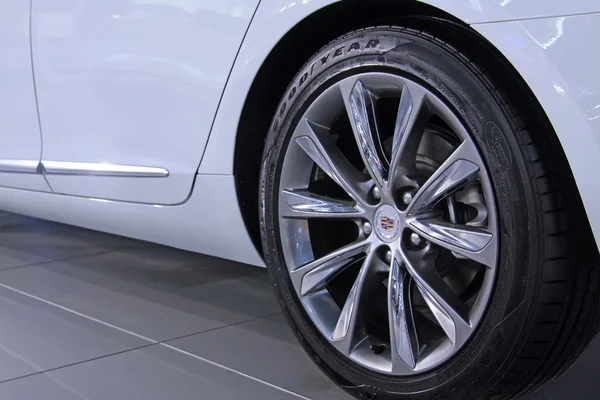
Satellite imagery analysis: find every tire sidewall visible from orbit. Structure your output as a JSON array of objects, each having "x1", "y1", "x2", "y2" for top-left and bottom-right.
[{"x1": 260, "y1": 28, "x2": 538, "y2": 399}]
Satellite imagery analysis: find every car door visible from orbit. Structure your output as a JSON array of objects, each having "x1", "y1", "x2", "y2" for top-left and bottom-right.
[
  {"x1": 0, "y1": 3, "x2": 51, "y2": 192},
  {"x1": 31, "y1": 0, "x2": 259, "y2": 204}
]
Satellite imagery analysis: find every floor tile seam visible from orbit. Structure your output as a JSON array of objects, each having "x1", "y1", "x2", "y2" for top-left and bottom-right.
[
  {"x1": 0, "y1": 285, "x2": 304, "y2": 398},
  {"x1": 0, "y1": 343, "x2": 157, "y2": 385},
  {"x1": 160, "y1": 311, "x2": 283, "y2": 344},
  {"x1": 0, "y1": 282, "x2": 156, "y2": 343},
  {"x1": 161, "y1": 343, "x2": 311, "y2": 400},
  {"x1": 0, "y1": 246, "x2": 132, "y2": 274},
  {"x1": 0, "y1": 342, "x2": 311, "y2": 400}
]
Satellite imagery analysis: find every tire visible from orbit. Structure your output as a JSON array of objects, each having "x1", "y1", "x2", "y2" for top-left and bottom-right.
[{"x1": 259, "y1": 24, "x2": 600, "y2": 400}]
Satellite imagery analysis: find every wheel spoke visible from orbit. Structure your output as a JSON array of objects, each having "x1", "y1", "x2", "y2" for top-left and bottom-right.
[
  {"x1": 388, "y1": 82, "x2": 431, "y2": 188},
  {"x1": 339, "y1": 79, "x2": 385, "y2": 189},
  {"x1": 402, "y1": 252, "x2": 473, "y2": 346},
  {"x1": 407, "y1": 141, "x2": 482, "y2": 216},
  {"x1": 281, "y1": 189, "x2": 362, "y2": 219},
  {"x1": 295, "y1": 118, "x2": 368, "y2": 204},
  {"x1": 290, "y1": 240, "x2": 369, "y2": 296},
  {"x1": 408, "y1": 218, "x2": 496, "y2": 267},
  {"x1": 388, "y1": 254, "x2": 419, "y2": 371},
  {"x1": 331, "y1": 248, "x2": 376, "y2": 355},
  {"x1": 416, "y1": 285, "x2": 459, "y2": 345},
  {"x1": 278, "y1": 72, "x2": 499, "y2": 376}
]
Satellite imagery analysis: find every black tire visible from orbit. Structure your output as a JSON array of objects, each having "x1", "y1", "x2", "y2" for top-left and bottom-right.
[{"x1": 259, "y1": 23, "x2": 600, "y2": 400}]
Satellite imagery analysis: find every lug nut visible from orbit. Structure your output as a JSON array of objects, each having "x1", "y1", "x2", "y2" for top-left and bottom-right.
[
  {"x1": 410, "y1": 232, "x2": 424, "y2": 247},
  {"x1": 363, "y1": 222, "x2": 373, "y2": 236},
  {"x1": 402, "y1": 191, "x2": 413, "y2": 205},
  {"x1": 373, "y1": 186, "x2": 381, "y2": 199},
  {"x1": 385, "y1": 250, "x2": 392, "y2": 263}
]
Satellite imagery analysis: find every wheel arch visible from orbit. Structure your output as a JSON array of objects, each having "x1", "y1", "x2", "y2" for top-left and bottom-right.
[
  {"x1": 230, "y1": 0, "x2": 465, "y2": 256},
  {"x1": 200, "y1": 0, "x2": 597, "y2": 257}
]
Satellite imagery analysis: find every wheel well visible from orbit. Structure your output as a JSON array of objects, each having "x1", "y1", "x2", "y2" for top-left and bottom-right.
[{"x1": 233, "y1": 0, "x2": 585, "y2": 258}]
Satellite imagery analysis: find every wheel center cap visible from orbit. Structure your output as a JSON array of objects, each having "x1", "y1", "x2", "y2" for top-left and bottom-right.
[{"x1": 374, "y1": 204, "x2": 401, "y2": 242}]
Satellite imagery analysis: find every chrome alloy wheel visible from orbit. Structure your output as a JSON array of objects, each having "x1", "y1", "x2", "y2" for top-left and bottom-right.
[{"x1": 277, "y1": 72, "x2": 498, "y2": 375}]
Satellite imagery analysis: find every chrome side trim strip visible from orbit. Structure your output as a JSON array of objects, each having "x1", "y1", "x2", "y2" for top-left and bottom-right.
[
  {"x1": 0, "y1": 160, "x2": 40, "y2": 174},
  {"x1": 41, "y1": 161, "x2": 169, "y2": 178}
]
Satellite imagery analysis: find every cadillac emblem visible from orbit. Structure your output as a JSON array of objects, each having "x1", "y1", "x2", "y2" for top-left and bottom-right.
[
  {"x1": 374, "y1": 204, "x2": 401, "y2": 242},
  {"x1": 380, "y1": 216, "x2": 395, "y2": 231}
]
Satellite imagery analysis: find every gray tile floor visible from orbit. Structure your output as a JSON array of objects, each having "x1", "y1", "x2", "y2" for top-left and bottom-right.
[{"x1": 0, "y1": 211, "x2": 596, "y2": 400}]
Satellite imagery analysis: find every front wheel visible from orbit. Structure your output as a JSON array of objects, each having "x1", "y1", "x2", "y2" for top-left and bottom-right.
[{"x1": 260, "y1": 24, "x2": 599, "y2": 400}]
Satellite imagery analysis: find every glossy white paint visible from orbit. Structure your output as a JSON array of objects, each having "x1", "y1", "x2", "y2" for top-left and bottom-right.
[
  {"x1": 425, "y1": 0, "x2": 600, "y2": 24},
  {"x1": 198, "y1": 0, "x2": 600, "y2": 258},
  {"x1": 31, "y1": 0, "x2": 259, "y2": 204},
  {"x1": 199, "y1": 0, "x2": 340, "y2": 175},
  {"x1": 1, "y1": 0, "x2": 599, "y2": 264},
  {"x1": 0, "y1": 173, "x2": 53, "y2": 193},
  {"x1": 0, "y1": 174, "x2": 263, "y2": 266},
  {"x1": 0, "y1": 2, "x2": 50, "y2": 192},
  {"x1": 198, "y1": 0, "x2": 600, "y2": 175},
  {"x1": 474, "y1": 14, "x2": 600, "y2": 248}
]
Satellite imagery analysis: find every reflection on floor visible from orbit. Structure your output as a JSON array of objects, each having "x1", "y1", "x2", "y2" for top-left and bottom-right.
[{"x1": 0, "y1": 211, "x2": 595, "y2": 400}]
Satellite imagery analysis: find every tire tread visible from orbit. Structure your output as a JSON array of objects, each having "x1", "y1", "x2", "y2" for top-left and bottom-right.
[
  {"x1": 334, "y1": 24, "x2": 600, "y2": 399},
  {"x1": 261, "y1": 23, "x2": 600, "y2": 400}
]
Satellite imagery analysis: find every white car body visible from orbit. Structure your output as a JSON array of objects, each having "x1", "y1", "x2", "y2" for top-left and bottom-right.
[{"x1": 1, "y1": 0, "x2": 598, "y2": 267}]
